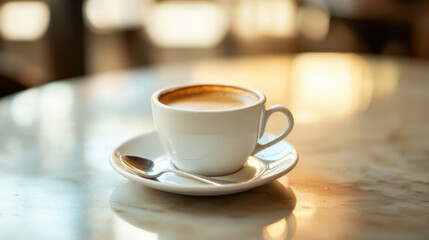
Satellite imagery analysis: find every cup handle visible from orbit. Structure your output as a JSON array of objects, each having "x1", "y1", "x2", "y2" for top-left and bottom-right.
[{"x1": 252, "y1": 105, "x2": 294, "y2": 154}]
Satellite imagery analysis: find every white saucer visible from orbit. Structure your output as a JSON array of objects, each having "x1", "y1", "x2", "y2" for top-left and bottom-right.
[{"x1": 110, "y1": 131, "x2": 298, "y2": 196}]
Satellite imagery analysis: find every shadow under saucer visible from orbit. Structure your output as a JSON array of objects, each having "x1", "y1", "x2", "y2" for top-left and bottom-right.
[{"x1": 110, "y1": 178, "x2": 297, "y2": 240}]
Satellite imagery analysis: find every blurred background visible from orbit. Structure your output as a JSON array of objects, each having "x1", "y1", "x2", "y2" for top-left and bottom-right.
[{"x1": 0, "y1": 0, "x2": 428, "y2": 97}]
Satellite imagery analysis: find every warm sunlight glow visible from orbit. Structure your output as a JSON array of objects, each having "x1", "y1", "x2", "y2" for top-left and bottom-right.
[
  {"x1": 263, "y1": 218, "x2": 288, "y2": 240},
  {"x1": 0, "y1": 1, "x2": 50, "y2": 40},
  {"x1": 293, "y1": 201, "x2": 316, "y2": 217},
  {"x1": 84, "y1": 0, "x2": 141, "y2": 33},
  {"x1": 189, "y1": 54, "x2": 398, "y2": 123},
  {"x1": 290, "y1": 54, "x2": 374, "y2": 123},
  {"x1": 144, "y1": 1, "x2": 228, "y2": 48},
  {"x1": 234, "y1": 0, "x2": 297, "y2": 39}
]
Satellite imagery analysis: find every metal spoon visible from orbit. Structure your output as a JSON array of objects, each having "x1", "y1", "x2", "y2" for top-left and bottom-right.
[{"x1": 120, "y1": 155, "x2": 236, "y2": 186}]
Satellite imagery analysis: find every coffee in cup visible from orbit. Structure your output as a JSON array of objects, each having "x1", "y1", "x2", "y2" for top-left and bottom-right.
[{"x1": 159, "y1": 85, "x2": 258, "y2": 111}]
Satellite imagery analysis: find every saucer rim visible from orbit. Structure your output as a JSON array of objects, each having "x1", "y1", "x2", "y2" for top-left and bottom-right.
[{"x1": 110, "y1": 131, "x2": 298, "y2": 196}]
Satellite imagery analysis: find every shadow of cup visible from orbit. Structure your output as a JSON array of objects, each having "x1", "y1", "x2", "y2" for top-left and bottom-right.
[{"x1": 110, "y1": 179, "x2": 297, "y2": 239}]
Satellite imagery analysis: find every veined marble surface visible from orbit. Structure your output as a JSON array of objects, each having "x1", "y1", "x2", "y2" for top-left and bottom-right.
[{"x1": 0, "y1": 54, "x2": 428, "y2": 240}]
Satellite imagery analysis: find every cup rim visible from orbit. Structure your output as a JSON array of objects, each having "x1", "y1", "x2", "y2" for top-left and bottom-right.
[{"x1": 151, "y1": 84, "x2": 266, "y2": 113}]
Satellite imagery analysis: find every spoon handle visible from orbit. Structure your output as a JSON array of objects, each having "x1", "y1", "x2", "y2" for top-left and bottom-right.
[{"x1": 165, "y1": 169, "x2": 234, "y2": 186}]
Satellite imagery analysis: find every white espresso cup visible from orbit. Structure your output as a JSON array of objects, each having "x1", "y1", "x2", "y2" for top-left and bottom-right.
[{"x1": 151, "y1": 84, "x2": 294, "y2": 176}]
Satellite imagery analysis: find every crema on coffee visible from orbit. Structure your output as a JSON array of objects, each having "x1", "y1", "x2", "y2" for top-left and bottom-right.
[{"x1": 159, "y1": 85, "x2": 259, "y2": 111}]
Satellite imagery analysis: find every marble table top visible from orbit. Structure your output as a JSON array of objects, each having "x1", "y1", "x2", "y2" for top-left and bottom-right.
[{"x1": 0, "y1": 53, "x2": 428, "y2": 240}]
